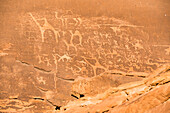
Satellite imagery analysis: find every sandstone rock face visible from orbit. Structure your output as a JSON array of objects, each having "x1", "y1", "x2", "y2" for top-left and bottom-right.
[{"x1": 0, "y1": 0, "x2": 169, "y2": 112}]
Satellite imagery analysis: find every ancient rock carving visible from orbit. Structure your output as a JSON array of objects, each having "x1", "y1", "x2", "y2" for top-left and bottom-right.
[{"x1": 0, "y1": 1, "x2": 169, "y2": 112}]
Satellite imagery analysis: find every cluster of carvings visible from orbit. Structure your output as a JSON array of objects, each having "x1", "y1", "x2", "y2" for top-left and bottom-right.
[
  {"x1": 1, "y1": 9, "x2": 169, "y2": 112},
  {"x1": 18, "y1": 10, "x2": 161, "y2": 80}
]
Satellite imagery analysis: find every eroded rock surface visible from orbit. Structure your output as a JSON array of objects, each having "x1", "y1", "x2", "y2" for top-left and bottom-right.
[
  {"x1": 0, "y1": 0, "x2": 169, "y2": 112},
  {"x1": 58, "y1": 65, "x2": 170, "y2": 113}
]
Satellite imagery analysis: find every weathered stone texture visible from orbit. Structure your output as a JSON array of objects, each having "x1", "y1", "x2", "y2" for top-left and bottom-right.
[{"x1": 0, "y1": 0, "x2": 169, "y2": 112}]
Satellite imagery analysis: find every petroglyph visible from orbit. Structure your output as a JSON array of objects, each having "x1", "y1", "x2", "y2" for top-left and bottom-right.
[
  {"x1": 29, "y1": 13, "x2": 60, "y2": 43},
  {"x1": 69, "y1": 30, "x2": 83, "y2": 46},
  {"x1": 56, "y1": 53, "x2": 72, "y2": 62},
  {"x1": 1, "y1": 1, "x2": 169, "y2": 112},
  {"x1": 37, "y1": 76, "x2": 46, "y2": 84},
  {"x1": 0, "y1": 52, "x2": 8, "y2": 56}
]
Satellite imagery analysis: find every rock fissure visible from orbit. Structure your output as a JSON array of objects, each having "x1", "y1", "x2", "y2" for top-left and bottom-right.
[
  {"x1": 58, "y1": 65, "x2": 170, "y2": 112},
  {"x1": 7, "y1": 97, "x2": 60, "y2": 109},
  {"x1": 16, "y1": 59, "x2": 52, "y2": 73},
  {"x1": 56, "y1": 76, "x2": 75, "y2": 82}
]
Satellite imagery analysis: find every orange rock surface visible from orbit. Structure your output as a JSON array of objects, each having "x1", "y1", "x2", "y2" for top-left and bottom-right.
[{"x1": 0, "y1": 0, "x2": 169, "y2": 113}]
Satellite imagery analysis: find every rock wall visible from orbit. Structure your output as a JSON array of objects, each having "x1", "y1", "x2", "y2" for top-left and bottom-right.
[{"x1": 0, "y1": 0, "x2": 169, "y2": 112}]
